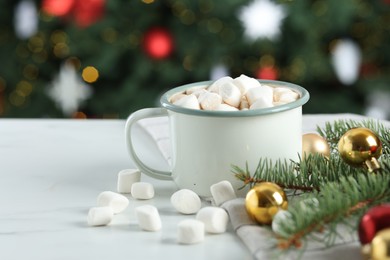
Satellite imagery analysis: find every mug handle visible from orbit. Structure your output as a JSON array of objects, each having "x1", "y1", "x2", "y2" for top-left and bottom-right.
[{"x1": 125, "y1": 107, "x2": 172, "y2": 180}]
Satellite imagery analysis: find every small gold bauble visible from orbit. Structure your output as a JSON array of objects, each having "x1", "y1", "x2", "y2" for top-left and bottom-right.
[
  {"x1": 371, "y1": 228, "x2": 390, "y2": 260},
  {"x1": 245, "y1": 182, "x2": 288, "y2": 225},
  {"x1": 302, "y1": 133, "x2": 331, "y2": 158},
  {"x1": 338, "y1": 127, "x2": 382, "y2": 172}
]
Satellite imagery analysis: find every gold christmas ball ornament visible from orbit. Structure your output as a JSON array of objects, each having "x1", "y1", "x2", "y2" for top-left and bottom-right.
[
  {"x1": 302, "y1": 133, "x2": 331, "y2": 159},
  {"x1": 245, "y1": 182, "x2": 288, "y2": 225},
  {"x1": 370, "y1": 228, "x2": 390, "y2": 260},
  {"x1": 338, "y1": 127, "x2": 382, "y2": 172}
]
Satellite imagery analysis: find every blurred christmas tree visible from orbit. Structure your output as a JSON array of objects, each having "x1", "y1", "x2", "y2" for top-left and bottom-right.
[{"x1": 0, "y1": 0, "x2": 389, "y2": 119}]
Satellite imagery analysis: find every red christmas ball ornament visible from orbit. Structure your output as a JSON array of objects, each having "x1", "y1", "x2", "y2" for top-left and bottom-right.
[
  {"x1": 359, "y1": 204, "x2": 390, "y2": 245},
  {"x1": 256, "y1": 66, "x2": 278, "y2": 80},
  {"x1": 41, "y1": 0, "x2": 75, "y2": 17},
  {"x1": 73, "y1": 0, "x2": 105, "y2": 28},
  {"x1": 143, "y1": 27, "x2": 174, "y2": 59}
]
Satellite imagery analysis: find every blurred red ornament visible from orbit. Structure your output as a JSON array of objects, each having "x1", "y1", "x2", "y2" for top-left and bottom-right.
[
  {"x1": 73, "y1": 0, "x2": 105, "y2": 28},
  {"x1": 41, "y1": 0, "x2": 105, "y2": 28},
  {"x1": 358, "y1": 204, "x2": 390, "y2": 245},
  {"x1": 256, "y1": 66, "x2": 278, "y2": 80},
  {"x1": 143, "y1": 28, "x2": 174, "y2": 59},
  {"x1": 41, "y1": 0, "x2": 75, "y2": 16}
]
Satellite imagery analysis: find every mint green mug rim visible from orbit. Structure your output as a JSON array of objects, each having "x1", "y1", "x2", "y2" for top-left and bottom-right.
[{"x1": 160, "y1": 79, "x2": 310, "y2": 117}]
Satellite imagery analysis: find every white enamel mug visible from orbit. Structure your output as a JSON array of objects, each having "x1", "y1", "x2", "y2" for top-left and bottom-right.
[{"x1": 125, "y1": 80, "x2": 309, "y2": 198}]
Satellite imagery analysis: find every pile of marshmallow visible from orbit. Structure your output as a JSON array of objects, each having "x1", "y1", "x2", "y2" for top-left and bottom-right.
[
  {"x1": 170, "y1": 74, "x2": 299, "y2": 111},
  {"x1": 87, "y1": 169, "x2": 237, "y2": 245}
]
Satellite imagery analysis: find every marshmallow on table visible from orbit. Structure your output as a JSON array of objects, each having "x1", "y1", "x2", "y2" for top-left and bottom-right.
[
  {"x1": 245, "y1": 85, "x2": 273, "y2": 106},
  {"x1": 117, "y1": 168, "x2": 141, "y2": 193},
  {"x1": 177, "y1": 219, "x2": 205, "y2": 244},
  {"x1": 135, "y1": 205, "x2": 162, "y2": 231},
  {"x1": 233, "y1": 74, "x2": 261, "y2": 95},
  {"x1": 198, "y1": 91, "x2": 222, "y2": 110},
  {"x1": 97, "y1": 191, "x2": 129, "y2": 214},
  {"x1": 87, "y1": 206, "x2": 114, "y2": 226},
  {"x1": 131, "y1": 182, "x2": 155, "y2": 200},
  {"x1": 207, "y1": 76, "x2": 233, "y2": 93},
  {"x1": 170, "y1": 189, "x2": 201, "y2": 214},
  {"x1": 196, "y1": 206, "x2": 229, "y2": 234},
  {"x1": 219, "y1": 81, "x2": 241, "y2": 108},
  {"x1": 210, "y1": 180, "x2": 237, "y2": 207},
  {"x1": 173, "y1": 94, "x2": 200, "y2": 110}
]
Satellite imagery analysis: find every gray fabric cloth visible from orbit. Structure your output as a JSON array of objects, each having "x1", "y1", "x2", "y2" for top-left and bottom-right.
[{"x1": 138, "y1": 113, "x2": 389, "y2": 259}]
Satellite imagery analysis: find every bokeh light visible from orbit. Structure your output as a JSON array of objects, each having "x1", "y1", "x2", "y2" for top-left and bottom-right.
[{"x1": 82, "y1": 66, "x2": 99, "y2": 83}]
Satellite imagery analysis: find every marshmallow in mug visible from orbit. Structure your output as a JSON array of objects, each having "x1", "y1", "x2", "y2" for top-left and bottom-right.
[{"x1": 170, "y1": 74, "x2": 299, "y2": 110}]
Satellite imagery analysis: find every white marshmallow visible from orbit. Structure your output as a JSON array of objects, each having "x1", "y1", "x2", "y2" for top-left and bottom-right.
[
  {"x1": 239, "y1": 96, "x2": 249, "y2": 110},
  {"x1": 208, "y1": 76, "x2": 233, "y2": 93},
  {"x1": 117, "y1": 169, "x2": 141, "y2": 194},
  {"x1": 233, "y1": 74, "x2": 261, "y2": 95},
  {"x1": 173, "y1": 94, "x2": 200, "y2": 110},
  {"x1": 245, "y1": 85, "x2": 273, "y2": 106},
  {"x1": 273, "y1": 87, "x2": 299, "y2": 103},
  {"x1": 249, "y1": 96, "x2": 274, "y2": 110},
  {"x1": 191, "y1": 88, "x2": 208, "y2": 98},
  {"x1": 87, "y1": 206, "x2": 114, "y2": 226},
  {"x1": 210, "y1": 180, "x2": 237, "y2": 207},
  {"x1": 135, "y1": 205, "x2": 162, "y2": 231},
  {"x1": 198, "y1": 91, "x2": 222, "y2": 110},
  {"x1": 196, "y1": 207, "x2": 229, "y2": 234},
  {"x1": 131, "y1": 182, "x2": 155, "y2": 200},
  {"x1": 185, "y1": 85, "x2": 207, "y2": 95},
  {"x1": 169, "y1": 92, "x2": 186, "y2": 103},
  {"x1": 177, "y1": 219, "x2": 205, "y2": 244},
  {"x1": 219, "y1": 81, "x2": 241, "y2": 107},
  {"x1": 97, "y1": 191, "x2": 129, "y2": 214},
  {"x1": 214, "y1": 103, "x2": 239, "y2": 111},
  {"x1": 170, "y1": 189, "x2": 201, "y2": 214}
]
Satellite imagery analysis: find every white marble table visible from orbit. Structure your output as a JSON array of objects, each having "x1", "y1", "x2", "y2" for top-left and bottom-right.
[
  {"x1": 0, "y1": 119, "x2": 252, "y2": 260},
  {"x1": 1, "y1": 114, "x2": 387, "y2": 260}
]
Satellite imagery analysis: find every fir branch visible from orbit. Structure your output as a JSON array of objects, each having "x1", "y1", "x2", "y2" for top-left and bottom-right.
[
  {"x1": 316, "y1": 119, "x2": 390, "y2": 155},
  {"x1": 275, "y1": 173, "x2": 390, "y2": 251},
  {"x1": 231, "y1": 154, "x2": 367, "y2": 192}
]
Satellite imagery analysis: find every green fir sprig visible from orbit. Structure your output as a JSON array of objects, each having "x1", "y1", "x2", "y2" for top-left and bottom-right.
[{"x1": 233, "y1": 119, "x2": 390, "y2": 254}]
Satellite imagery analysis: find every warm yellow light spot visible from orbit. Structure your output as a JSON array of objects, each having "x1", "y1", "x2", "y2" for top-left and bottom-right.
[
  {"x1": 82, "y1": 66, "x2": 99, "y2": 83},
  {"x1": 28, "y1": 35, "x2": 44, "y2": 53},
  {"x1": 9, "y1": 91, "x2": 25, "y2": 106},
  {"x1": 180, "y1": 9, "x2": 195, "y2": 25},
  {"x1": 53, "y1": 42, "x2": 69, "y2": 58},
  {"x1": 23, "y1": 64, "x2": 39, "y2": 80},
  {"x1": 16, "y1": 81, "x2": 33, "y2": 97},
  {"x1": 50, "y1": 30, "x2": 67, "y2": 44},
  {"x1": 101, "y1": 28, "x2": 118, "y2": 43},
  {"x1": 32, "y1": 50, "x2": 48, "y2": 63},
  {"x1": 260, "y1": 55, "x2": 275, "y2": 67},
  {"x1": 72, "y1": 111, "x2": 87, "y2": 119},
  {"x1": 142, "y1": 0, "x2": 154, "y2": 3}
]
